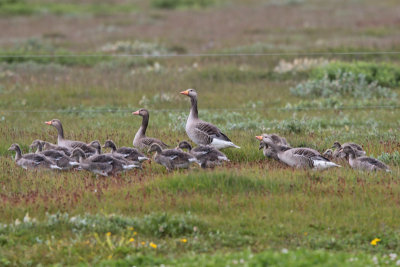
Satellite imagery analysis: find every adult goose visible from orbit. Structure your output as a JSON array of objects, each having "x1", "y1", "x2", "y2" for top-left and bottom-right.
[
  {"x1": 132, "y1": 109, "x2": 169, "y2": 151},
  {"x1": 256, "y1": 134, "x2": 290, "y2": 161},
  {"x1": 71, "y1": 148, "x2": 140, "y2": 176},
  {"x1": 148, "y1": 143, "x2": 198, "y2": 171},
  {"x1": 342, "y1": 146, "x2": 390, "y2": 172},
  {"x1": 45, "y1": 119, "x2": 96, "y2": 155},
  {"x1": 177, "y1": 141, "x2": 229, "y2": 168},
  {"x1": 103, "y1": 140, "x2": 149, "y2": 163},
  {"x1": 180, "y1": 89, "x2": 240, "y2": 149},
  {"x1": 30, "y1": 140, "x2": 79, "y2": 170},
  {"x1": 8, "y1": 143, "x2": 61, "y2": 170},
  {"x1": 259, "y1": 136, "x2": 340, "y2": 170},
  {"x1": 332, "y1": 141, "x2": 366, "y2": 158}
]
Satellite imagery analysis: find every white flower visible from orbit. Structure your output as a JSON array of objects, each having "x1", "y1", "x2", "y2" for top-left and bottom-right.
[
  {"x1": 372, "y1": 256, "x2": 378, "y2": 265},
  {"x1": 23, "y1": 213, "x2": 31, "y2": 223},
  {"x1": 396, "y1": 259, "x2": 400, "y2": 265},
  {"x1": 15, "y1": 219, "x2": 21, "y2": 226},
  {"x1": 281, "y1": 248, "x2": 289, "y2": 254},
  {"x1": 390, "y1": 253, "x2": 397, "y2": 260}
]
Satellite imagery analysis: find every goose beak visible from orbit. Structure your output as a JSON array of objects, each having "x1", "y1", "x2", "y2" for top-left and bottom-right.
[
  {"x1": 45, "y1": 121, "x2": 52, "y2": 125},
  {"x1": 180, "y1": 90, "x2": 189, "y2": 95},
  {"x1": 132, "y1": 110, "x2": 140, "y2": 115},
  {"x1": 255, "y1": 136, "x2": 263, "y2": 141}
]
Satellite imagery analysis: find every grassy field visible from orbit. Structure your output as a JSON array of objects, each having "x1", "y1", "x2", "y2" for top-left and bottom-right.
[{"x1": 1, "y1": 0, "x2": 400, "y2": 266}]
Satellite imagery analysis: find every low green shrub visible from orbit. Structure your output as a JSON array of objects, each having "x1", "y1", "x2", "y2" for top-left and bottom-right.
[
  {"x1": 311, "y1": 61, "x2": 400, "y2": 88},
  {"x1": 151, "y1": 0, "x2": 216, "y2": 9},
  {"x1": 291, "y1": 71, "x2": 396, "y2": 99}
]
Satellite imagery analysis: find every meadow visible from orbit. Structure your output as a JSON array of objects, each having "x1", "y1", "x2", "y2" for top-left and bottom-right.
[{"x1": 1, "y1": 0, "x2": 400, "y2": 266}]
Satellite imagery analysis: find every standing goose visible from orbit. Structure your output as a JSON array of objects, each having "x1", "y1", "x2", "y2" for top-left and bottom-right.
[
  {"x1": 180, "y1": 89, "x2": 240, "y2": 149},
  {"x1": 258, "y1": 136, "x2": 340, "y2": 170},
  {"x1": 132, "y1": 109, "x2": 169, "y2": 151},
  {"x1": 103, "y1": 140, "x2": 149, "y2": 163},
  {"x1": 256, "y1": 134, "x2": 290, "y2": 161},
  {"x1": 332, "y1": 141, "x2": 366, "y2": 158},
  {"x1": 8, "y1": 143, "x2": 61, "y2": 170},
  {"x1": 45, "y1": 119, "x2": 96, "y2": 155},
  {"x1": 30, "y1": 140, "x2": 79, "y2": 170},
  {"x1": 177, "y1": 141, "x2": 229, "y2": 168},
  {"x1": 342, "y1": 146, "x2": 390, "y2": 172},
  {"x1": 148, "y1": 143, "x2": 198, "y2": 171}
]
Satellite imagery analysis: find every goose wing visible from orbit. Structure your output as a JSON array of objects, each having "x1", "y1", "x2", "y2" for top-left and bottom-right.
[
  {"x1": 141, "y1": 137, "x2": 169, "y2": 148},
  {"x1": 291, "y1": 148, "x2": 320, "y2": 158},
  {"x1": 358, "y1": 157, "x2": 388, "y2": 169},
  {"x1": 194, "y1": 121, "x2": 231, "y2": 144}
]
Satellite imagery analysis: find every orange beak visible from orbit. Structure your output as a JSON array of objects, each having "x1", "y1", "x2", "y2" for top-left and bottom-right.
[
  {"x1": 180, "y1": 90, "x2": 189, "y2": 95},
  {"x1": 255, "y1": 136, "x2": 263, "y2": 141},
  {"x1": 132, "y1": 110, "x2": 140, "y2": 115},
  {"x1": 45, "y1": 121, "x2": 52, "y2": 125}
]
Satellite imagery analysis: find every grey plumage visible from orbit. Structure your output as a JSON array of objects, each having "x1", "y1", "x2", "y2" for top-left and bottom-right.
[
  {"x1": 342, "y1": 146, "x2": 390, "y2": 172},
  {"x1": 178, "y1": 141, "x2": 229, "y2": 168},
  {"x1": 148, "y1": 143, "x2": 198, "y2": 171}
]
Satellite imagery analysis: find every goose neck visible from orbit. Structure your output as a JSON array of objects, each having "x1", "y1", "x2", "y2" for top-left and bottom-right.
[{"x1": 189, "y1": 96, "x2": 198, "y2": 119}]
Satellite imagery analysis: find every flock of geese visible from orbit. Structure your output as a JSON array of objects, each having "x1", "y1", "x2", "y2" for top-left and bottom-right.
[{"x1": 8, "y1": 89, "x2": 391, "y2": 176}]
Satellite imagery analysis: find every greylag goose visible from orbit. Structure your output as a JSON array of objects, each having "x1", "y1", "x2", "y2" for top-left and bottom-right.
[
  {"x1": 256, "y1": 134, "x2": 290, "y2": 161},
  {"x1": 71, "y1": 148, "x2": 140, "y2": 176},
  {"x1": 332, "y1": 141, "x2": 366, "y2": 158},
  {"x1": 45, "y1": 119, "x2": 96, "y2": 155},
  {"x1": 103, "y1": 140, "x2": 149, "y2": 163},
  {"x1": 342, "y1": 146, "x2": 390, "y2": 172},
  {"x1": 177, "y1": 141, "x2": 229, "y2": 168},
  {"x1": 259, "y1": 136, "x2": 340, "y2": 170},
  {"x1": 180, "y1": 89, "x2": 240, "y2": 149},
  {"x1": 30, "y1": 140, "x2": 79, "y2": 170},
  {"x1": 87, "y1": 141, "x2": 141, "y2": 167},
  {"x1": 132, "y1": 109, "x2": 169, "y2": 151},
  {"x1": 8, "y1": 143, "x2": 61, "y2": 170},
  {"x1": 322, "y1": 149, "x2": 334, "y2": 160},
  {"x1": 148, "y1": 143, "x2": 198, "y2": 171},
  {"x1": 42, "y1": 141, "x2": 71, "y2": 156}
]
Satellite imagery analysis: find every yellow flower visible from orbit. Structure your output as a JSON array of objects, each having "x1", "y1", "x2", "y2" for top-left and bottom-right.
[
  {"x1": 180, "y1": 238, "x2": 187, "y2": 243},
  {"x1": 141, "y1": 241, "x2": 146, "y2": 245},
  {"x1": 106, "y1": 232, "x2": 111, "y2": 237},
  {"x1": 129, "y1": 238, "x2": 135, "y2": 243},
  {"x1": 133, "y1": 231, "x2": 137, "y2": 236},
  {"x1": 370, "y1": 238, "x2": 381, "y2": 246},
  {"x1": 149, "y1": 242, "x2": 157, "y2": 249},
  {"x1": 128, "y1": 227, "x2": 134, "y2": 231},
  {"x1": 108, "y1": 255, "x2": 112, "y2": 259},
  {"x1": 304, "y1": 232, "x2": 308, "y2": 236}
]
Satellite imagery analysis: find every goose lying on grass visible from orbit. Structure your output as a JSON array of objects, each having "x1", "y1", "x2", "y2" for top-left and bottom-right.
[
  {"x1": 180, "y1": 89, "x2": 240, "y2": 149},
  {"x1": 342, "y1": 145, "x2": 390, "y2": 172},
  {"x1": 103, "y1": 140, "x2": 149, "y2": 163},
  {"x1": 71, "y1": 148, "x2": 140, "y2": 176},
  {"x1": 257, "y1": 134, "x2": 290, "y2": 161},
  {"x1": 257, "y1": 136, "x2": 341, "y2": 170},
  {"x1": 30, "y1": 140, "x2": 79, "y2": 170},
  {"x1": 132, "y1": 109, "x2": 169, "y2": 151},
  {"x1": 332, "y1": 141, "x2": 366, "y2": 159},
  {"x1": 177, "y1": 141, "x2": 229, "y2": 168},
  {"x1": 9, "y1": 143, "x2": 61, "y2": 170},
  {"x1": 148, "y1": 143, "x2": 198, "y2": 171}
]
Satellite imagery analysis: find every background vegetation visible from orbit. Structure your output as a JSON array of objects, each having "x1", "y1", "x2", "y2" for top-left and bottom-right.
[{"x1": 1, "y1": 0, "x2": 400, "y2": 265}]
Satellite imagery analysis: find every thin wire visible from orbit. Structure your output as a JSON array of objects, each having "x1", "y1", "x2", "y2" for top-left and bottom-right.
[
  {"x1": 1, "y1": 105, "x2": 399, "y2": 113},
  {"x1": 0, "y1": 51, "x2": 400, "y2": 58}
]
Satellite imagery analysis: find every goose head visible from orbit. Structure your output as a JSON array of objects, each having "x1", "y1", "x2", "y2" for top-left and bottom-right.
[
  {"x1": 30, "y1": 139, "x2": 44, "y2": 151},
  {"x1": 342, "y1": 145, "x2": 355, "y2": 158},
  {"x1": 89, "y1": 140, "x2": 101, "y2": 153},
  {"x1": 45, "y1": 119, "x2": 62, "y2": 128},
  {"x1": 180, "y1": 88, "x2": 197, "y2": 98},
  {"x1": 8, "y1": 143, "x2": 19, "y2": 151},
  {"x1": 178, "y1": 141, "x2": 192, "y2": 151},
  {"x1": 132, "y1": 108, "x2": 149, "y2": 117},
  {"x1": 103, "y1": 140, "x2": 116, "y2": 150},
  {"x1": 148, "y1": 143, "x2": 162, "y2": 154},
  {"x1": 71, "y1": 148, "x2": 86, "y2": 161},
  {"x1": 332, "y1": 141, "x2": 341, "y2": 149}
]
